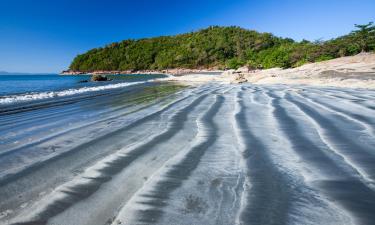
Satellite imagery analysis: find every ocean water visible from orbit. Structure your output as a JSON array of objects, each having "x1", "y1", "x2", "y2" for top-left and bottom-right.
[{"x1": 0, "y1": 74, "x2": 166, "y2": 104}]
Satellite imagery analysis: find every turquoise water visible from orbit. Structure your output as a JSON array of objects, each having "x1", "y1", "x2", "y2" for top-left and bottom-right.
[{"x1": 0, "y1": 74, "x2": 166, "y2": 96}]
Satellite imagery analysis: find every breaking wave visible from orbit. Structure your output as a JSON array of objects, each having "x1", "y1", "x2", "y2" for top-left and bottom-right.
[{"x1": 0, "y1": 81, "x2": 147, "y2": 105}]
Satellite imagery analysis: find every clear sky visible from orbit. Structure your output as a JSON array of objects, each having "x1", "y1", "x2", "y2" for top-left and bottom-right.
[{"x1": 0, "y1": 0, "x2": 374, "y2": 73}]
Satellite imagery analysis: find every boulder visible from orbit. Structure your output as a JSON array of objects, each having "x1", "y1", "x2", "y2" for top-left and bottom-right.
[
  {"x1": 91, "y1": 75, "x2": 109, "y2": 82},
  {"x1": 231, "y1": 73, "x2": 248, "y2": 84},
  {"x1": 235, "y1": 66, "x2": 249, "y2": 73}
]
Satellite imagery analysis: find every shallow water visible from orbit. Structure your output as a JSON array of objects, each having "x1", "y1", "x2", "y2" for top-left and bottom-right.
[
  {"x1": 0, "y1": 82, "x2": 374, "y2": 225},
  {"x1": 0, "y1": 74, "x2": 166, "y2": 104}
]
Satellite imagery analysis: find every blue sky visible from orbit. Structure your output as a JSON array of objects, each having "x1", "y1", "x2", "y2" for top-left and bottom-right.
[{"x1": 0, "y1": 0, "x2": 374, "y2": 73}]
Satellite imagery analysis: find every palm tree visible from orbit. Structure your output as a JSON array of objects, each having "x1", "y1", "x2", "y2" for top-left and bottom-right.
[{"x1": 351, "y1": 22, "x2": 375, "y2": 52}]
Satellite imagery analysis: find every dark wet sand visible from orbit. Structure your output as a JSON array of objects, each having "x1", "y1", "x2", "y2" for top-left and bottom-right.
[{"x1": 0, "y1": 83, "x2": 375, "y2": 225}]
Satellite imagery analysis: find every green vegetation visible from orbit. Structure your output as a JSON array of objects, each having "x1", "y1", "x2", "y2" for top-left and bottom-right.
[
  {"x1": 351, "y1": 22, "x2": 375, "y2": 52},
  {"x1": 69, "y1": 23, "x2": 375, "y2": 72}
]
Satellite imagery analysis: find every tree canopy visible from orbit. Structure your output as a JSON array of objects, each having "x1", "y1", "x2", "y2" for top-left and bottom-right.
[{"x1": 69, "y1": 23, "x2": 375, "y2": 71}]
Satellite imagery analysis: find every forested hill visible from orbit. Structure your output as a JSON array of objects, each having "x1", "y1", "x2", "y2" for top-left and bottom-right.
[{"x1": 69, "y1": 23, "x2": 375, "y2": 72}]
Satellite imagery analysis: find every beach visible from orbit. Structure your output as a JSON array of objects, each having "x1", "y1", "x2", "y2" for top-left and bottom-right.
[
  {"x1": 0, "y1": 74, "x2": 375, "y2": 224},
  {"x1": 2, "y1": 0, "x2": 375, "y2": 224},
  {"x1": 163, "y1": 53, "x2": 375, "y2": 89}
]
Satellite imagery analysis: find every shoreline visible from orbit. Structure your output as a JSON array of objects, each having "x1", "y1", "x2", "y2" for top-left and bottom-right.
[
  {"x1": 61, "y1": 53, "x2": 375, "y2": 89},
  {"x1": 161, "y1": 53, "x2": 375, "y2": 89},
  {"x1": 60, "y1": 68, "x2": 223, "y2": 76}
]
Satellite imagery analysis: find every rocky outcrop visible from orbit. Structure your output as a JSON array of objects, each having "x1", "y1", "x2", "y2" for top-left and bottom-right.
[
  {"x1": 234, "y1": 66, "x2": 249, "y2": 73},
  {"x1": 91, "y1": 75, "x2": 109, "y2": 82},
  {"x1": 61, "y1": 70, "x2": 85, "y2": 75},
  {"x1": 231, "y1": 73, "x2": 248, "y2": 84},
  {"x1": 222, "y1": 67, "x2": 250, "y2": 84}
]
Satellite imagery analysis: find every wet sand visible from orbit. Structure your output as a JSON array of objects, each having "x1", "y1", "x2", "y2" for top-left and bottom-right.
[{"x1": 0, "y1": 82, "x2": 375, "y2": 225}]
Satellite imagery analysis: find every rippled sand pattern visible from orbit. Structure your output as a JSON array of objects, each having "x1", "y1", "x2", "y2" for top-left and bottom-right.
[{"x1": 1, "y1": 83, "x2": 375, "y2": 225}]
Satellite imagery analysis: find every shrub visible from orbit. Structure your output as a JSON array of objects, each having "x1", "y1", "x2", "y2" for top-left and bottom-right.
[
  {"x1": 293, "y1": 59, "x2": 308, "y2": 67},
  {"x1": 69, "y1": 23, "x2": 375, "y2": 72},
  {"x1": 315, "y1": 55, "x2": 334, "y2": 62},
  {"x1": 226, "y1": 58, "x2": 245, "y2": 69}
]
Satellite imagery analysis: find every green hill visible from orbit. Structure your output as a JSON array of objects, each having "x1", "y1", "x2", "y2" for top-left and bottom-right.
[{"x1": 69, "y1": 23, "x2": 375, "y2": 72}]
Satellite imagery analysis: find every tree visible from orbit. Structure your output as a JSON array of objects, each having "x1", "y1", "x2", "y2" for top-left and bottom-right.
[
  {"x1": 68, "y1": 23, "x2": 375, "y2": 72},
  {"x1": 226, "y1": 58, "x2": 245, "y2": 69},
  {"x1": 351, "y1": 22, "x2": 375, "y2": 52}
]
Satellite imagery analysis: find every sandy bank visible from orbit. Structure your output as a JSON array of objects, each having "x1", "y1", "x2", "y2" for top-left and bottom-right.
[{"x1": 163, "y1": 53, "x2": 375, "y2": 89}]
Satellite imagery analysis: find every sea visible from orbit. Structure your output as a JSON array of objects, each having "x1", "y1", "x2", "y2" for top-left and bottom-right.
[{"x1": 0, "y1": 74, "x2": 167, "y2": 105}]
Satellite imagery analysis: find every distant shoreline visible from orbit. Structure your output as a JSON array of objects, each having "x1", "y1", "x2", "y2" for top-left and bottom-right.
[
  {"x1": 61, "y1": 53, "x2": 375, "y2": 89},
  {"x1": 60, "y1": 68, "x2": 223, "y2": 76}
]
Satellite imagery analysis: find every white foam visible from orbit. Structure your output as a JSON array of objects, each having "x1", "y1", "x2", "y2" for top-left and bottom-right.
[{"x1": 0, "y1": 81, "x2": 146, "y2": 105}]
